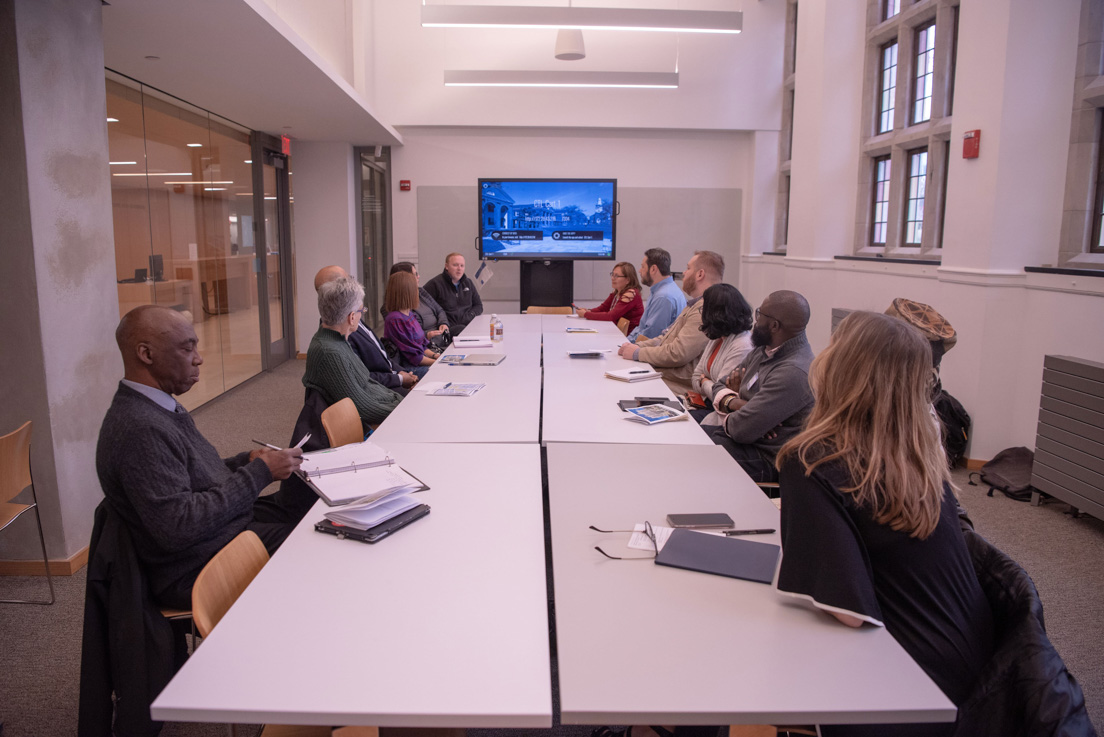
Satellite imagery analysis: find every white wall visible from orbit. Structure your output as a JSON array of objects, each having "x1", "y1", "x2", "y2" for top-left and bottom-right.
[
  {"x1": 290, "y1": 140, "x2": 358, "y2": 354},
  {"x1": 259, "y1": 0, "x2": 356, "y2": 94},
  {"x1": 390, "y1": 127, "x2": 756, "y2": 310},
  {"x1": 372, "y1": 0, "x2": 784, "y2": 132},
  {"x1": 741, "y1": 0, "x2": 1104, "y2": 462}
]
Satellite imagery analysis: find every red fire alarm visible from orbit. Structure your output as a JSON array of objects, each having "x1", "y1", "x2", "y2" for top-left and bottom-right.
[
  {"x1": 281, "y1": 135, "x2": 291, "y2": 155},
  {"x1": 963, "y1": 130, "x2": 981, "y2": 159},
  {"x1": 399, "y1": 180, "x2": 411, "y2": 191}
]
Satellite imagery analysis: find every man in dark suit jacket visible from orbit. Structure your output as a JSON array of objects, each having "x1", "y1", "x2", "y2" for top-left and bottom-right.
[
  {"x1": 314, "y1": 265, "x2": 418, "y2": 394},
  {"x1": 422, "y1": 252, "x2": 483, "y2": 331}
]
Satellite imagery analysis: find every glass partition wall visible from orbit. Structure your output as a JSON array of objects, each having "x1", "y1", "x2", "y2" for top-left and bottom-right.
[{"x1": 106, "y1": 73, "x2": 277, "y2": 409}]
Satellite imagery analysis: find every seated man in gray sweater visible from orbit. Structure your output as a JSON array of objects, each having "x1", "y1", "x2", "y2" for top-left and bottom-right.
[
  {"x1": 96, "y1": 305, "x2": 305, "y2": 610},
  {"x1": 708, "y1": 290, "x2": 815, "y2": 484}
]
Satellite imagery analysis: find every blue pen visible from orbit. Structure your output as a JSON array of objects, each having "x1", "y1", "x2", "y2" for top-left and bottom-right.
[{"x1": 443, "y1": 382, "x2": 452, "y2": 389}]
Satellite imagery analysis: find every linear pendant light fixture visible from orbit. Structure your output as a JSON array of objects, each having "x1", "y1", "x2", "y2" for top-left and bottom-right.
[
  {"x1": 422, "y1": 4, "x2": 742, "y2": 34},
  {"x1": 444, "y1": 70, "x2": 679, "y2": 88}
]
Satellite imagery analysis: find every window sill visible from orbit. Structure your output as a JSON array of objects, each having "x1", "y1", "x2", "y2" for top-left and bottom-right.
[
  {"x1": 836, "y1": 255, "x2": 941, "y2": 266},
  {"x1": 1025, "y1": 266, "x2": 1104, "y2": 278}
]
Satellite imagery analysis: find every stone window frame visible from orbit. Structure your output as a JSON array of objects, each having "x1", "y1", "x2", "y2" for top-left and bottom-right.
[
  {"x1": 1059, "y1": 0, "x2": 1104, "y2": 267},
  {"x1": 775, "y1": 0, "x2": 798, "y2": 252},
  {"x1": 854, "y1": 0, "x2": 958, "y2": 258}
]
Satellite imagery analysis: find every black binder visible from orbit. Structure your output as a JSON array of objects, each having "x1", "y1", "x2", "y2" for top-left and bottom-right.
[{"x1": 655, "y1": 528, "x2": 780, "y2": 584}]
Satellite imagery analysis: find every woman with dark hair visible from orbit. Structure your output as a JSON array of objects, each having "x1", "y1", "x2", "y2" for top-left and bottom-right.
[
  {"x1": 689, "y1": 283, "x2": 753, "y2": 425},
  {"x1": 383, "y1": 271, "x2": 440, "y2": 370},
  {"x1": 575, "y1": 261, "x2": 644, "y2": 334},
  {"x1": 384, "y1": 262, "x2": 451, "y2": 349},
  {"x1": 775, "y1": 311, "x2": 994, "y2": 736}
]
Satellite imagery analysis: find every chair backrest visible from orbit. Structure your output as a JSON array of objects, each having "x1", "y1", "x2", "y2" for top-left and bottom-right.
[
  {"x1": 616, "y1": 317, "x2": 630, "y2": 336},
  {"x1": 525, "y1": 305, "x2": 573, "y2": 315},
  {"x1": 321, "y1": 397, "x2": 363, "y2": 447},
  {"x1": 0, "y1": 421, "x2": 32, "y2": 505},
  {"x1": 191, "y1": 530, "x2": 269, "y2": 638}
]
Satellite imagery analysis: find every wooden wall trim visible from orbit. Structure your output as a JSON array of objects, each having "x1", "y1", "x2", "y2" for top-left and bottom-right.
[{"x1": 0, "y1": 545, "x2": 88, "y2": 576}]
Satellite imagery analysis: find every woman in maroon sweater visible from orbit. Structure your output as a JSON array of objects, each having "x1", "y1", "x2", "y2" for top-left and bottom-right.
[{"x1": 575, "y1": 261, "x2": 644, "y2": 334}]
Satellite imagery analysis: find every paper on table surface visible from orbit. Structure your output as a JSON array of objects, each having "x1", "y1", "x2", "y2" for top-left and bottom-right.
[
  {"x1": 627, "y1": 523, "x2": 723, "y2": 551},
  {"x1": 324, "y1": 494, "x2": 421, "y2": 530},
  {"x1": 411, "y1": 381, "x2": 447, "y2": 393}
]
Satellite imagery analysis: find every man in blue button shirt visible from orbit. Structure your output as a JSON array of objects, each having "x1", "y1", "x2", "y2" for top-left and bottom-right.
[{"x1": 626, "y1": 248, "x2": 686, "y2": 341}]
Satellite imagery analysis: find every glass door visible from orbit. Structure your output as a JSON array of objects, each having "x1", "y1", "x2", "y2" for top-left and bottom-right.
[
  {"x1": 356, "y1": 147, "x2": 392, "y2": 332},
  {"x1": 252, "y1": 136, "x2": 295, "y2": 367}
]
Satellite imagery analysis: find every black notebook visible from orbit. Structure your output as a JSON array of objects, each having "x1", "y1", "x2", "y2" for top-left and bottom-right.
[{"x1": 655, "y1": 528, "x2": 780, "y2": 584}]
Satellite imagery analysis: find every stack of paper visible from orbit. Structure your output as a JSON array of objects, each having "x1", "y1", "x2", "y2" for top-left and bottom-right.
[
  {"x1": 322, "y1": 487, "x2": 423, "y2": 530},
  {"x1": 429, "y1": 382, "x2": 485, "y2": 397},
  {"x1": 566, "y1": 326, "x2": 598, "y2": 334},
  {"x1": 453, "y1": 336, "x2": 494, "y2": 348},
  {"x1": 605, "y1": 367, "x2": 661, "y2": 382}
]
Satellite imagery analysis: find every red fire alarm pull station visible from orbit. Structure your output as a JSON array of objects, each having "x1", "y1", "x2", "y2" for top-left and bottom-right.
[
  {"x1": 399, "y1": 180, "x2": 411, "y2": 191},
  {"x1": 963, "y1": 130, "x2": 981, "y2": 159}
]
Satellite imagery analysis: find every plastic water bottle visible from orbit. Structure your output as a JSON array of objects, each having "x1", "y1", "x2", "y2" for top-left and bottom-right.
[
  {"x1": 490, "y1": 314, "x2": 498, "y2": 341},
  {"x1": 495, "y1": 316, "x2": 504, "y2": 341}
]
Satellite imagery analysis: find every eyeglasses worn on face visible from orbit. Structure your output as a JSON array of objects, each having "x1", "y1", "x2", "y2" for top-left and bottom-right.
[
  {"x1": 591, "y1": 521, "x2": 658, "y2": 560},
  {"x1": 755, "y1": 307, "x2": 782, "y2": 325},
  {"x1": 610, "y1": 271, "x2": 626, "y2": 279}
]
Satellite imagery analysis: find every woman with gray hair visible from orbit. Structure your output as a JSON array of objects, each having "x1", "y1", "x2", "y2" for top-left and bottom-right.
[{"x1": 303, "y1": 276, "x2": 402, "y2": 430}]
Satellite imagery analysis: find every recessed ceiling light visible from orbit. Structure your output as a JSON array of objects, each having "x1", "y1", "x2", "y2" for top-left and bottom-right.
[
  {"x1": 204, "y1": 187, "x2": 227, "y2": 191},
  {"x1": 106, "y1": 117, "x2": 119, "y2": 122},
  {"x1": 244, "y1": 160, "x2": 252, "y2": 164},
  {"x1": 109, "y1": 161, "x2": 137, "y2": 166},
  {"x1": 187, "y1": 143, "x2": 203, "y2": 148},
  {"x1": 163, "y1": 180, "x2": 233, "y2": 185},
  {"x1": 112, "y1": 171, "x2": 193, "y2": 177}
]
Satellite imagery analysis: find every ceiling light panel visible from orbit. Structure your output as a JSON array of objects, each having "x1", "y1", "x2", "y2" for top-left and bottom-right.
[
  {"x1": 444, "y1": 70, "x2": 678, "y2": 88},
  {"x1": 422, "y1": 5, "x2": 742, "y2": 34}
]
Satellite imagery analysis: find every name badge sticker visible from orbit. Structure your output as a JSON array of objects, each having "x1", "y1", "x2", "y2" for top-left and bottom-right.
[{"x1": 746, "y1": 372, "x2": 759, "y2": 390}]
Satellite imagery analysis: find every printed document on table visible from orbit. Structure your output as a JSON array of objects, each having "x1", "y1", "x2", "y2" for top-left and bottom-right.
[{"x1": 324, "y1": 494, "x2": 422, "y2": 530}]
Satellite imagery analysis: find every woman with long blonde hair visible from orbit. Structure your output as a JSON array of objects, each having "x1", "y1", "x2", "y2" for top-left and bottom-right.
[{"x1": 775, "y1": 311, "x2": 992, "y2": 736}]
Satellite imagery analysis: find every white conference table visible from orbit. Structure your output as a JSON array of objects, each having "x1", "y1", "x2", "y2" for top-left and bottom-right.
[
  {"x1": 370, "y1": 363, "x2": 541, "y2": 445},
  {"x1": 453, "y1": 313, "x2": 544, "y2": 365},
  {"x1": 546, "y1": 442, "x2": 956, "y2": 727},
  {"x1": 541, "y1": 317, "x2": 714, "y2": 447},
  {"x1": 152, "y1": 443, "x2": 552, "y2": 728}
]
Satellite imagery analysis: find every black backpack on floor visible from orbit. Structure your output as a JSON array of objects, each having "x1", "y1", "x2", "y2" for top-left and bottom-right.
[{"x1": 968, "y1": 446, "x2": 1037, "y2": 502}]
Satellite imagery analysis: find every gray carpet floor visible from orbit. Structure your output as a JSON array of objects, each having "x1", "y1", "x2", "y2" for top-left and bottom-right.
[{"x1": 1, "y1": 359, "x2": 1101, "y2": 736}]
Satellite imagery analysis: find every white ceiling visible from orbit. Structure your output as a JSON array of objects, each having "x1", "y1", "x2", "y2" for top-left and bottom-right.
[{"x1": 100, "y1": 0, "x2": 402, "y2": 146}]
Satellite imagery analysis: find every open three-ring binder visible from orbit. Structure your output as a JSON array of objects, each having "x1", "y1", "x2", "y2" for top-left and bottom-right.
[{"x1": 298, "y1": 441, "x2": 427, "y2": 507}]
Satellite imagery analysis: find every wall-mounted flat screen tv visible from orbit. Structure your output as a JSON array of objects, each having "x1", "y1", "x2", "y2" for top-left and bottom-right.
[{"x1": 478, "y1": 178, "x2": 616, "y2": 260}]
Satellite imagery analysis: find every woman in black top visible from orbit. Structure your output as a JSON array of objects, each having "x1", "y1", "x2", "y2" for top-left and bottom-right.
[{"x1": 775, "y1": 311, "x2": 994, "y2": 737}]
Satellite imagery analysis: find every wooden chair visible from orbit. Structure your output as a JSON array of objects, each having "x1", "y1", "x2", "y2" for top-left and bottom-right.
[
  {"x1": 192, "y1": 530, "x2": 270, "y2": 638},
  {"x1": 0, "y1": 421, "x2": 54, "y2": 604},
  {"x1": 616, "y1": 317, "x2": 631, "y2": 336},
  {"x1": 525, "y1": 305, "x2": 574, "y2": 315},
  {"x1": 192, "y1": 532, "x2": 342, "y2": 736},
  {"x1": 321, "y1": 398, "x2": 364, "y2": 447}
]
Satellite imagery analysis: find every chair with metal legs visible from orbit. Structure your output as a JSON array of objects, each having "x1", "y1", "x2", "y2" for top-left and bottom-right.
[{"x1": 0, "y1": 421, "x2": 55, "y2": 605}]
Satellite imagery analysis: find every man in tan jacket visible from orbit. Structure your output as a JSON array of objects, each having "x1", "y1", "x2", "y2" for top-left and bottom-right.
[{"x1": 616, "y1": 250, "x2": 723, "y2": 395}]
